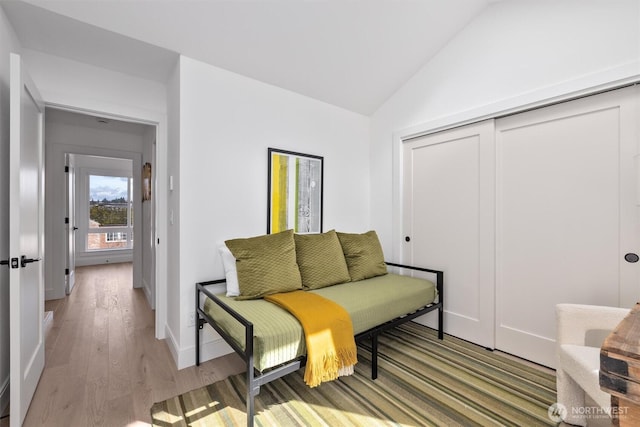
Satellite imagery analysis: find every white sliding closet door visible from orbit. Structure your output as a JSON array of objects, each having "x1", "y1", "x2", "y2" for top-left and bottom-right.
[
  {"x1": 403, "y1": 120, "x2": 496, "y2": 348},
  {"x1": 495, "y1": 87, "x2": 639, "y2": 368}
]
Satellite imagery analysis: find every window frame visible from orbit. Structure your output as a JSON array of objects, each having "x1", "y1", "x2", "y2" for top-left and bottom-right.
[{"x1": 79, "y1": 167, "x2": 134, "y2": 253}]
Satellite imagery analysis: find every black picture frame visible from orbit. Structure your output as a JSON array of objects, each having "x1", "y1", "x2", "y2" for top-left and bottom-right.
[{"x1": 267, "y1": 148, "x2": 323, "y2": 234}]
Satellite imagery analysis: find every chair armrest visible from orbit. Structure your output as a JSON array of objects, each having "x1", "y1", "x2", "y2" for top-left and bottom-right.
[{"x1": 556, "y1": 303, "x2": 629, "y2": 347}]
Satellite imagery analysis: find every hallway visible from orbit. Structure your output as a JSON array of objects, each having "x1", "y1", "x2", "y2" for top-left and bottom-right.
[{"x1": 12, "y1": 263, "x2": 244, "y2": 426}]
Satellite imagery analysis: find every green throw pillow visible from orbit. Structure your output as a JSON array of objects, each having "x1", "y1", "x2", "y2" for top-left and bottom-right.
[
  {"x1": 336, "y1": 230, "x2": 388, "y2": 281},
  {"x1": 225, "y1": 229, "x2": 302, "y2": 300},
  {"x1": 294, "y1": 230, "x2": 351, "y2": 289}
]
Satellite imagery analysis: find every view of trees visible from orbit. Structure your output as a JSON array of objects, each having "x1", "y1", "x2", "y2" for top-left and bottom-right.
[{"x1": 90, "y1": 198, "x2": 129, "y2": 226}]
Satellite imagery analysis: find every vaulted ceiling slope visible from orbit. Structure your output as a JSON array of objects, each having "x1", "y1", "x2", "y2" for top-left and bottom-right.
[{"x1": 3, "y1": 0, "x2": 494, "y2": 115}]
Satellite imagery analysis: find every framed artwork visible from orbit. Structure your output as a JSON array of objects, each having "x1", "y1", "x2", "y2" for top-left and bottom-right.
[
  {"x1": 142, "y1": 162, "x2": 152, "y2": 201},
  {"x1": 268, "y1": 148, "x2": 323, "y2": 234}
]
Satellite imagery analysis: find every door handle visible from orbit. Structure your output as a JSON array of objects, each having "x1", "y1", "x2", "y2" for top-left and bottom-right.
[
  {"x1": 73, "y1": 226, "x2": 78, "y2": 231},
  {"x1": 21, "y1": 255, "x2": 41, "y2": 268},
  {"x1": 1, "y1": 258, "x2": 19, "y2": 268}
]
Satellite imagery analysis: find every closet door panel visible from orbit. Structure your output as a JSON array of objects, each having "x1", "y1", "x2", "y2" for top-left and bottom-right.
[
  {"x1": 495, "y1": 87, "x2": 638, "y2": 368},
  {"x1": 403, "y1": 120, "x2": 495, "y2": 348}
]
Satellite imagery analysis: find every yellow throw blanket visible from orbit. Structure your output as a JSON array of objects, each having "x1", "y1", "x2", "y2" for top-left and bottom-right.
[{"x1": 265, "y1": 291, "x2": 357, "y2": 387}]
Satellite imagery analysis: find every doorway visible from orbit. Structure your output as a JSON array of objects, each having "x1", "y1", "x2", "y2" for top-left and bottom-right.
[
  {"x1": 44, "y1": 108, "x2": 157, "y2": 311},
  {"x1": 66, "y1": 154, "x2": 135, "y2": 296}
]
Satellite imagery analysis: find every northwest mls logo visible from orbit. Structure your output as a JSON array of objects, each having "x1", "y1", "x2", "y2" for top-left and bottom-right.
[{"x1": 548, "y1": 403, "x2": 567, "y2": 423}]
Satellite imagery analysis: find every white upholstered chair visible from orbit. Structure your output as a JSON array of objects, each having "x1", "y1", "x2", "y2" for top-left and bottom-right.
[{"x1": 556, "y1": 303, "x2": 629, "y2": 426}]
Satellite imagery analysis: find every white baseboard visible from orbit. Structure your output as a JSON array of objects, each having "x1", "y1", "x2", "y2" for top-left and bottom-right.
[
  {"x1": 75, "y1": 254, "x2": 133, "y2": 267},
  {"x1": 44, "y1": 311, "x2": 54, "y2": 337},
  {"x1": 180, "y1": 334, "x2": 234, "y2": 370},
  {"x1": 164, "y1": 323, "x2": 180, "y2": 368},
  {"x1": 164, "y1": 323, "x2": 234, "y2": 370},
  {"x1": 0, "y1": 375, "x2": 9, "y2": 419},
  {"x1": 45, "y1": 288, "x2": 65, "y2": 301},
  {"x1": 142, "y1": 279, "x2": 154, "y2": 310}
]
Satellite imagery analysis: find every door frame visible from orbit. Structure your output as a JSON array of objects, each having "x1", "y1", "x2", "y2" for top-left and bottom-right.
[
  {"x1": 67, "y1": 153, "x2": 138, "y2": 268},
  {"x1": 45, "y1": 102, "x2": 167, "y2": 340},
  {"x1": 65, "y1": 153, "x2": 76, "y2": 294}
]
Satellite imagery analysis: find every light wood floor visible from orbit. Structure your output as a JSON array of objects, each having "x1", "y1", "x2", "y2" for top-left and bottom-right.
[{"x1": 6, "y1": 263, "x2": 245, "y2": 427}]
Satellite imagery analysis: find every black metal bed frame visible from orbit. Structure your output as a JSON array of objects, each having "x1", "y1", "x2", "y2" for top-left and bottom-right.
[{"x1": 195, "y1": 262, "x2": 444, "y2": 427}]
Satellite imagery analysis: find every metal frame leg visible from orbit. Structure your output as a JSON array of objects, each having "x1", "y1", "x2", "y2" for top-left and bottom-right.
[{"x1": 371, "y1": 333, "x2": 378, "y2": 380}]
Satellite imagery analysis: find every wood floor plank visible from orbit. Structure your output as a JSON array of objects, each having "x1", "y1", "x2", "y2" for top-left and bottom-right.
[
  {"x1": 106, "y1": 394, "x2": 135, "y2": 426},
  {"x1": 107, "y1": 286, "x2": 133, "y2": 401},
  {"x1": 84, "y1": 376, "x2": 108, "y2": 426},
  {"x1": 24, "y1": 365, "x2": 89, "y2": 427}
]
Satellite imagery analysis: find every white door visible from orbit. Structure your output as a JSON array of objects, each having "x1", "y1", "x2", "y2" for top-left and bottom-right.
[
  {"x1": 403, "y1": 120, "x2": 496, "y2": 348},
  {"x1": 495, "y1": 87, "x2": 639, "y2": 368},
  {"x1": 65, "y1": 153, "x2": 76, "y2": 294},
  {"x1": 9, "y1": 53, "x2": 45, "y2": 425}
]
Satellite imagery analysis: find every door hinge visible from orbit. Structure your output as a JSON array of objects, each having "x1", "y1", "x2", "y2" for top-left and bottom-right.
[
  {"x1": 65, "y1": 217, "x2": 69, "y2": 224},
  {"x1": 65, "y1": 166, "x2": 69, "y2": 173},
  {"x1": 65, "y1": 268, "x2": 69, "y2": 275}
]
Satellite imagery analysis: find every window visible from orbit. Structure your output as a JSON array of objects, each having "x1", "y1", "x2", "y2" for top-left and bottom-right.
[
  {"x1": 105, "y1": 232, "x2": 127, "y2": 242},
  {"x1": 87, "y1": 174, "x2": 134, "y2": 251}
]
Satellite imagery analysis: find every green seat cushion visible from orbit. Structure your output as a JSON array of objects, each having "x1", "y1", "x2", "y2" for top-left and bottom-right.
[
  {"x1": 225, "y1": 229, "x2": 302, "y2": 300},
  {"x1": 294, "y1": 230, "x2": 351, "y2": 289},
  {"x1": 337, "y1": 230, "x2": 388, "y2": 281},
  {"x1": 203, "y1": 273, "x2": 437, "y2": 372}
]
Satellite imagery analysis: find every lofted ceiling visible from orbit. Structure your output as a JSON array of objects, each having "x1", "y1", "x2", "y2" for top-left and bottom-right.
[{"x1": 2, "y1": 0, "x2": 496, "y2": 115}]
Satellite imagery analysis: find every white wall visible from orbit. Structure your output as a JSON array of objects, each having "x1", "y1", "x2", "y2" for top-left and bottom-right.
[
  {"x1": 168, "y1": 56, "x2": 371, "y2": 368},
  {"x1": 22, "y1": 49, "x2": 167, "y2": 119},
  {"x1": 370, "y1": 0, "x2": 640, "y2": 258},
  {"x1": 0, "y1": 7, "x2": 21, "y2": 415}
]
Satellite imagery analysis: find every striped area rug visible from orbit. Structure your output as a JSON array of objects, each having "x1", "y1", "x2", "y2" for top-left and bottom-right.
[{"x1": 151, "y1": 323, "x2": 557, "y2": 426}]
